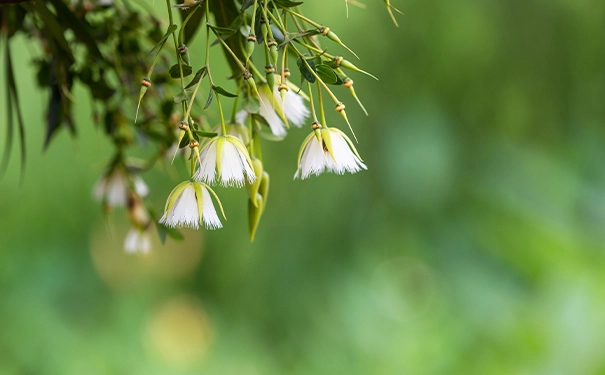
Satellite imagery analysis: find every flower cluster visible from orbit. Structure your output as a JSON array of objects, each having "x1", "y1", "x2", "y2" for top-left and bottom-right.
[{"x1": 89, "y1": 0, "x2": 400, "y2": 252}]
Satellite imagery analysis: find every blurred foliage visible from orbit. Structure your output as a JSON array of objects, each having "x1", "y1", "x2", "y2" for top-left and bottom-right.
[{"x1": 1, "y1": 0, "x2": 605, "y2": 374}]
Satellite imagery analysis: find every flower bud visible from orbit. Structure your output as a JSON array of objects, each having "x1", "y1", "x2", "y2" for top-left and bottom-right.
[
  {"x1": 265, "y1": 64, "x2": 275, "y2": 89},
  {"x1": 246, "y1": 34, "x2": 257, "y2": 59},
  {"x1": 248, "y1": 194, "x2": 264, "y2": 242},
  {"x1": 259, "y1": 171, "x2": 269, "y2": 211},
  {"x1": 246, "y1": 157, "x2": 264, "y2": 207},
  {"x1": 267, "y1": 38, "x2": 278, "y2": 66}
]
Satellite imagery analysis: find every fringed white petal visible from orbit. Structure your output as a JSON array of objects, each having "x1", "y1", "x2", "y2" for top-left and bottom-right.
[
  {"x1": 274, "y1": 86, "x2": 309, "y2": 127},
  {"x1": 259, "y1": 90, "x2": 287, "y2": 137},
  {"x1": 295, "y1": 129, "x2": 367, "y2": 179},
  {"x1": 160, "y1": 184, "x2": 200, "y2": 229},
  {"x1": 295, "y1": 137, "x2": 327, "y2": 179},
  {"x1": 201, "y1": 186, "x2": 222, "y2": 230},
  {"x1": 327, "y1": 130, "x2": 367, "y2": 174},
  {"x1": 219, "y1": 141, "x2": 255, "y2": 187},
  {"x1": 194, "y1": 140, "x2": 218, "y2": 184},
  {"x1": 194, "y1": 137, "x2": 255, "y2": 187}
]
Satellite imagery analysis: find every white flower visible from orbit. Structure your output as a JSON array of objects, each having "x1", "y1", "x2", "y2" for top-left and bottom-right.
[
  {"x1": 279, "y1": 85, "x2": 309, "y2": 127},
  {"x1": 93, "y1": 166, "x2": 148, "y2": 207},
  {"x1": 159, "y1": 181, "x2": 224, "y2": 230},
  {"x1": 236, "y1": 84, "x2": 309, "y2": 137},
  {"x1": 124, "y1": 228, "x2": 151, "y2": 254},
  {"x1": 294, "y1": 127, "x2": 367, "y2": 179},
  {"x1": 193, "y1": 135, "x2": 256, "y2": 187}
]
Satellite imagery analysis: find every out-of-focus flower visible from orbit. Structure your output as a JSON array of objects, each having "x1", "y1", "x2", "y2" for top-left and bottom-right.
[
  {"x1": 93, "y1": 166, "x2": 148, "y2": 208},
  {"x1": 295, "y1": 126, "x2": 367, "y2": 179},
  {"x1": 124, "y1": 228, "x2": 151, "y2": 254},
  {"x1": 159, "y1": 181, "x2": 223, "y2": 230},
  {"x1": 237, "y1": 84, "x2": 309, "y2": 137},
  {"x1": 193, "y1": 135, "x2": 256, "y2": 187}
]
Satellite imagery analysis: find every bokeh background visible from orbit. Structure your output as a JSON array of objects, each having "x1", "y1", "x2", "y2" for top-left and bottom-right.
[{"x1": 2, "y1": 0, "x2": 605, "y2": 373}]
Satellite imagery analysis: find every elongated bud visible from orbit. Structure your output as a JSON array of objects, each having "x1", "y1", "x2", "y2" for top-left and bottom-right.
[
  {"x1": 267, "y1": 38, "x2": 278, "y2": 66},
  {"x1": 135, "y1": 78, "x2": 151, "y2": 123},
  {"x1": 333, "y1": 58, "x2": 378, "y2": 80},
  {"x1": 265, "y1": 64, "x2": 275, "y2": 89},
  {"x1": 248, "y1": 194, "x2": 264, "y2": 242},
  {"x1": 261, "y1": 21, "x2": 269, "y2": 41},
  {"x1": 320, "y1": 27, "x2": 359, "y2": 59},
  {"x1": 246, "y1": 34, "x2": 257, "y2": 59},
  {"x1": 259, "y1": 171, "x2": 269, "y2": 211},
  {"x1": 243, "y1": 71, "x2": 260, "y2": 97},
  {"x1": 343, "y1": 78, "x2": 368, "y2": 116},
  {"x1": 247, "y1": 158, "x2": 264, "y2": 207}
]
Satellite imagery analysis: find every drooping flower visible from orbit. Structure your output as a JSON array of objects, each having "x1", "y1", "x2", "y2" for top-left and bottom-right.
[
  {"x1": 294, "y1": 126, "x2": 367, "y2": 179},
  {"x1": 159, "y1": 181, "x2": 224, "y2": 230},
  {"x1": 237, "y1": 84, "x2": 309, "y2": 137},
  {"x1": 124, "y1": 228, "x2": 151, "y2": 254},
  {"x1": 193, "y1": 135, "x2": 256, "y2": 187},
  {"x1": 93, "y1": 165, "x2": 148, "y2": 207}
]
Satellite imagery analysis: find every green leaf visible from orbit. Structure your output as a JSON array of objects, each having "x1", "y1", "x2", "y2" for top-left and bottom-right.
[
  {"x1": 185, "y1": 67, "x2": 208, "y2": 89},
  {"x1": 169, "y1": 63, "x2": 193, "y2": 78},
  {"x1": 241, "y1": 0, "x2": 255, "y2": 11},
  {"x1": 316, "y1": 64, "x2": 343, "y2": 85},
  {"x1": 204, "y1": 89, "x2": 214, "y2": 109},
  {"x1": 272, "y1": 0, "x2": 303, "y2": 8},
  {"x1": 194, "y1": 130, "x2": 218, "y2": 138},
  {"x1": 148, "y1": 24, "x2": 178, "y2": 57},
  {"x1": 179, "y1": 131, "x2": 191, "y2": 148},
  {"x1": 297, "y1": 54, "x2": 316, "y2": 83},
  {"x1": 213, "y1": 85, "x2": 238, "y2": 98},
  {"x1": 208, "y1": 24, "x2": 238, "y2": 37},
  {"x1": 157, "y1": 223, "x2": 184, "y2": 245}
]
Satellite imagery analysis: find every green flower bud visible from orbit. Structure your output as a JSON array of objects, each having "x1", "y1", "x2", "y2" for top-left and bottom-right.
[
  {"x1": 248, "y1": 194, "x2": 264, "y2": 242},
  {"x1": 246, "y1": 34, "x2": 257, "y2": 59},
  {"x1": 259, "y1": 171, "x2": 270, "y2": 212},
  {"x1": 246, "y1": 157, "x2": 264, "y2": 207}
]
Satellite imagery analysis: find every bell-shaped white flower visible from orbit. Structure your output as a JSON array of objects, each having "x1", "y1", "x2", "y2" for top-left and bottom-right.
[
  {"x1": 236, "y1": 84, "x2": 309, "y2": 137},
  {"x1": 93, "y1": 166, "x2": 148, "y2": 207},
  {"x1": 193, "y1": 135, "x2": 256, "y2": 187},
  {"x1": 159, "y1": 181, "x2": 224, "y2": 230},
  {"x1": 279, "y1": 85, "x2": 309, "y2": 128},
  {"x1": 294, "y1": 127, "x2": 367, "y2": 179},
  {"x1": 124, "y1": 228, "x2": 151, "y2": 254}
]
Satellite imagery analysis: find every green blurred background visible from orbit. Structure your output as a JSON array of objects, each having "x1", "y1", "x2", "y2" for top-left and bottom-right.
[{"x1": 2, "y1": 0, "x2": 605, "y2": 373}]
